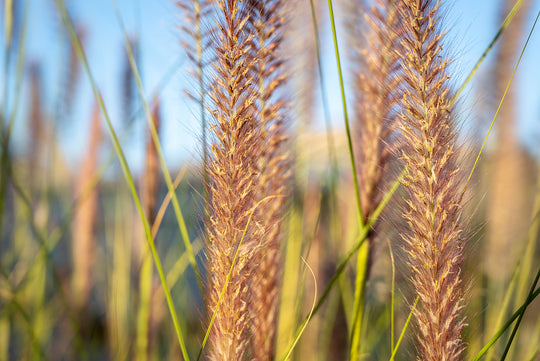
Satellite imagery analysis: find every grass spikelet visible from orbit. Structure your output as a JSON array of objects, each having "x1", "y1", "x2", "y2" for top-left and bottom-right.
[
  {"x1": 246, "y1": 1, "x2": 290, "y2": 360},
  {"x1": 71, "y1": 102, "x2": 102, "y2": 312},
  {"x1": 396, "y1": 0, "x2": 467, "y2": 360},
  {"x1": 142, "y1": 101, "x2": 161, "y2": 224},
  {"x1": 205, "y1": 1, "x2": 260, "y2": 359}
]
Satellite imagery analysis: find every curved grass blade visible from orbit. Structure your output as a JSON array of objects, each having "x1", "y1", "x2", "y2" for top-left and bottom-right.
[
  {"x1": 453, "y1": 0, "x2": 526, "y2": 102},
  {"x1": 471, "y1": 286, "x2": 540, "y2": 361},
  {"x1": 111, "y1": 0, "x2": 204, "y2": 295},
  {"x1": 53, "y1": 1, "x2": 191, "y2": 359},
  {"x1": 279, "y1": 170, "x2": 404, "y2": 361},
  {"x1": 500, "y1": 268, "x2": 540, "y2": 360},
  {"x1": 462, "y1": 8, "x2": 540, "y2": 197},
  {"x1": 281, "y1": 257, "x2": 318, "y2": 361},
  {"x1": 389, "y1": 296, "x2": 419, "y2": 361}
]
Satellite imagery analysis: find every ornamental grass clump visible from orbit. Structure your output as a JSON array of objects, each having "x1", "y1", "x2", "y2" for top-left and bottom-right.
[{"x1": 397, "y1": 0, "x2": 468, "y2": 359}]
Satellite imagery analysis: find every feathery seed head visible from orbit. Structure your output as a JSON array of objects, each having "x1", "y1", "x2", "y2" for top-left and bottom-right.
[{"x1": 397, "y1": 0, "x2": 467, "y2": 360}]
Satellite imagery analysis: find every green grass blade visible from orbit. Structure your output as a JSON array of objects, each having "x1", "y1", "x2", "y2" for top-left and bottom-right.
[
  {"x1": 281, "y1": 257, "x2": 318, "y2": 361},
  {"x1": 462, "y1": 8, "x2": 540, "y2": 197},
  {"x1": 388, "y1": 240, "x2": 396, "y2": 351},
  {"x1": 471, "y1": 286, "x2": 540, "y2": 361},
  {"x1": 308, "y1": 0, "x2": 338, "y2": 176},
  {"x1": 111, "y1": 0, "x2": 204, "y2": 295},
  {"x1": 279, "y1": 170, "x2": 403, "y2": 361},
  {"x1": 500, "y1": 268, "x2": 540, "y2": 360},
  {"x1": 53, "y1": 1, "x2": 191, "y2": 359},
  {"x1": 453, "y1": 0, "x2": 526, "y2": 102},
  {"x1": 326, "y1": 0, "x2": 364, "y2": 227},
  {"x1": 389, "y1": 296, "x2": 419, "y2": 361}
]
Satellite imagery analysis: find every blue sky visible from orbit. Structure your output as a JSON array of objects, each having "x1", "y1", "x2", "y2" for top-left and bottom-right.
[{"x1": 2, "y1": 0, "x2": 540, "y2": 175}]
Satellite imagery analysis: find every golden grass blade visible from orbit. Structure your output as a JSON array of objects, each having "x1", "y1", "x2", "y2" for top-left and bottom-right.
[{"x1": 280, "y1": 257, "x2": 318, "y2": 361}]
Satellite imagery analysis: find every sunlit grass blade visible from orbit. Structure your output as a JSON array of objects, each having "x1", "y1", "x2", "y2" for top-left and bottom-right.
[
  {"x1": 281, "y1": 257, "x2": 318, "y2": 361},
  {"x1": 389, "y1": 296, "x2": 419, "y2": 361},
  {"x1": 388, "y1": 240, "x2": 396, "y2": 351},
  {"x1": 111, "y1": 0, "x2": 204, "y2": 295},
  {"x1": 53, "y1": 1, "x2": 191, "y2": 359},
  {"x1": 462, "y1": 9, "x2": 540, "y2": 196},
  {"x1": 279, "y1": 170, "x2": 403, "y2": 361},
  {"x1": 326, "y1": 0, "x2": 370, "y2": 358},
  {"x1": 326, "y1": 0, "x2": 363, "y2": 227},
  {"x1": 471, "y1": 285, "x2": 540, "y2": 361},
  {"x1": 453, "y1": 0, "x2": 527, "y2": 102}
]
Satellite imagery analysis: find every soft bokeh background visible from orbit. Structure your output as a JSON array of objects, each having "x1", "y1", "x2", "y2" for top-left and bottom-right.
[{"x1": 2, "y1": 0, "x2": 540, "y2": 171}]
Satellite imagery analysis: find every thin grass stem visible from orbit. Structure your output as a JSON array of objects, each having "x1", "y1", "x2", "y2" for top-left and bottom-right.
[
  {"x1": 111, "y1": 0, "x2": 204, "y2": 295},
  {"x1": 462, "y1": 9, "x2": 540, "y2": 196},
  {"x1": 54, "y1": 1, "x2": 191, "y2": 358},
  {"x1": 453, "y1": 0, "x2": 526, "y2": 102},
  {"x1": 389, "y1": 296, "x2": 419, "y2": 361}
]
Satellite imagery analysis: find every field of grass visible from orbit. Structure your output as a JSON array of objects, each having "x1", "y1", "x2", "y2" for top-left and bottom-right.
[{"x1": 1, "y1": 0, "x2": 540, "y2": 360}]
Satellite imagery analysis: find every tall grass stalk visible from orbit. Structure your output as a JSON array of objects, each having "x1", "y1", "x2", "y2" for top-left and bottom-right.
[
  {"x1": 486, "y1": 0, "x2": 532, "y2": 285},
  {"x1": 71, "y1": 103, "x2": 102, "y2": 312},
  {"x1": 107, "y1": 191, "x2": 132, "y2": 361},
  {"x1": 136, "y1": 102, "x2": 161, "y2": 361}
]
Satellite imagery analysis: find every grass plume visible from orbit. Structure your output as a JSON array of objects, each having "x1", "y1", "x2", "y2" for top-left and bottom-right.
[
  {"x1": 348, "y1": 0, "x2": 402, "y2": 358},
  {"x1": 205, "y1": 1, "x2": 261, "y2": 359},
  {"x1": 246, "y1": 1, "x2": 290, "y2": 360},
  {"x1": 396, "y1": 0, "x2": 467, "y2": 359}
]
